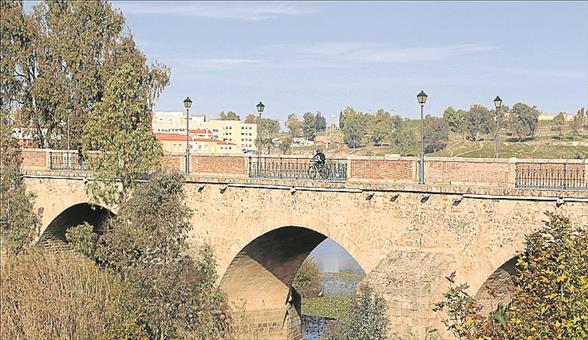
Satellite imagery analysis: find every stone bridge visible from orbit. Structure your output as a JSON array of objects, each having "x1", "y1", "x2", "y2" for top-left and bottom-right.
[{"x1": 19, "y1": 149, "x2": 588, "y2": 339}]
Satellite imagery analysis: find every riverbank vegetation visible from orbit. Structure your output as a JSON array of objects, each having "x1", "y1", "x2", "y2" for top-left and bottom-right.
[{"x1": 434, "y1": 213, "x2": 588, "y2": 339}]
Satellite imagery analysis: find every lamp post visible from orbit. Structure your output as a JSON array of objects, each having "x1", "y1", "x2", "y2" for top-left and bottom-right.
[
  {"x1": 417, "y1": 90, "x2": 428, "y2": 184},
  {"x1": 493, "y1": 96, "x2": 502, "y2": 158},
  {"x1": 256, "y1": 101, "x2": 265, "y2": 175},
  {"x1": 183, "y1": 97, "x2": 192, "y2": 174}
]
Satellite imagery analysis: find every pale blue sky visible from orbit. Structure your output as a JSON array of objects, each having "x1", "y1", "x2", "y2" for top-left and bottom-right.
[{"x1": 28, "y1": 1, "x2": 588, "y2": 123}]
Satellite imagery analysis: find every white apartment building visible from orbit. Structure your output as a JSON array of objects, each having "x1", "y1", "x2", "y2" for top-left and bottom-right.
[{"x1": 152, "y1": 112, "x2": 257, "y2": 153}]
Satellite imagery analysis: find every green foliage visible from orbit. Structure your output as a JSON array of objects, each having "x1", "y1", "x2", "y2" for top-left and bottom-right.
[
  {"x1": 0, "y1": 251, "x2": 147, "y2": 339},
  {"x1": 96, "y1": 172, "x2": 229, "y2": 339},
  {"x1": 570, "y1": 109, "x2": 584, "y2": 135},
  {"x1": 218, "y1": 111, "x2": 240, "y2": 121},
  {"x1": 325, "y1": 284, "x2": 389, "y2": 340},
  {"x1": 369, "y1": 109, "x2": 400, "y2": 145},
  {"x1": 433, "y1": 278, "x2": 505, "y2": 339},
  {"x1": 423, "y1": 115, "x2": 449, "y2": 153},
  {"x1": 435, "y1": 213, "x2": 588, "y2": 339},
  {"x1": 443, "y1": 107, "x2": 467, "y2": 137},
  {"x1": 244, "y1": 113, "x2": 257, "y2": 124},
  {"x1": 391, "y1": 121, "x2": 417, "y2": 156},
  {"x1": 293, "y1": 257, "x2": 321, "y2": 297},
  {"x1": 341, "y1": 107, "x2": 366, "y2": 148},
  {"x1": 0, "y1": 115, "x2": 39, "y2": 255},
  {"x1": 280, "y1": 136, "x2": 293, "y2": 154},
  {"x1": 82, "y1": 62, "x2": 165, "y2": 206},
  {"x1": 286, "y1": 113, "x2": 303, "y2": 137},
  {"x1": 315, "y1": 112, "x2": 327, "y2": 132},
  {"x1": 508, "y1": 213, "x2": 588, "y2": 339},
  {"x1": 303, "y1": 112, "x2": 318, "y2": 141},
  {"x1": 1, "y1": 0, "x2": 166, "y2": 149},
  {"x1": 465, "y1": 104, "x2": 494, "y2": 141},
  {"x1": 552, "y1": 112, "x2": 567, "y2": 137},
  {"x1": 258, "y1": 117, "x2": 280, "y2": 152},
  {"x1": 509, "y1": 102, "x2": 540, "y2": 141},
  {"x1": 302, "y1": 295, "x2": 353, "y2": 319},
  {"x1": 65, "y1": 222, "x2": 98, "y2": 258}
]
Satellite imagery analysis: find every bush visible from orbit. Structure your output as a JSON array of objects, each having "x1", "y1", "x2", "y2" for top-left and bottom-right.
[
  {"x1": 325, "y1": 284, "x2": 389, "y2": 340},
  {"x1": 0, "y1": 251, "x2": 146, "y2": 339},
  {"x1": 434, "y1": 213, "x2": 588, "y2": 339},
  {"x1": 293, "y1": 257, "x2": 322, "y2": 297}
]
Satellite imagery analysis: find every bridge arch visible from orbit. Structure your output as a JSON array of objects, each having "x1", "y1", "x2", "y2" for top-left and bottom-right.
[
  {"x1": 473, "y1": 256, "x2": 519, "y2": 315},
  {"x1": 218, "y1": 225, "x2": 365, "y2": 337},
  {"x1": 37, "y1": 203, "x2": 114, "y2": 247}
]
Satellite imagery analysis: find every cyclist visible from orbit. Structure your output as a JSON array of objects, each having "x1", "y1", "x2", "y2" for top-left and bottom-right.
[{"x1": 312, "y1": 149, "x2": 326, "y2": 169}]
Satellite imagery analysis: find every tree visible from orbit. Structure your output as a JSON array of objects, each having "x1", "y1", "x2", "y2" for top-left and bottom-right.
[
  {"x1": 292, "y1": 257, "x2": 321, "y2": 297},
  {"x1": 96, "y1": 172, "x2": 229, "y2": 339},
  {"x1": 509, "y1": 103, "x2": 540, "y2": 141},
  {"x1": 570, "y1": 108, "x2": 585, "y2": 136},
  {"x1": 219, "y1": 111, "x2": 240, "y2": 121},
  {"x1": 465, "y1": 105, "x2": 494, "y2": 141},
  {"x1": 325, "y1": 284, "x2": 389, "y2": 340},
  {"x1": 508, "y1": 213, "x2": 588, "y2": 339},
  {"x1": 391, "y1": 121, "x2": 417, "y2": 156},
  {"x1": 258, "y1": 117, "x2": 280, "y2": 153},
  {"x1": 443, "y1": 107, "x2": 467, "y2": 137},
  {"x1": 315, "y1": 112, "x2": 327, "y2": 132},
  {"x1": 343, "y1": 114, "x2": 365, "y2": 148},
  {"x1": 369, "y1": 109, "x2": 397, "y2": 146},
  {"x1": 280, "y1": 136, "x2": 293, "y2": 154},
  {"x1": 434, "y1": 213, "x2": 588, "y2": 339},
  {"x1": 552, "y1": 112, "x2": 567, "y2": 138},
  {"x1": 285, "y1": 113, "x2": 303, "y2": 137},
  {"x1": 423, "y1": 115, "x2": 449, "y2": 153},
  {"x1": 244, "y1": 114, "x2": 257, "y2": 124},
  {"x1": 81, "y1": 62, "x2": 166, "y2": 206},
  {"x1": 0, "y1": 114, "x2": 39, "y2": 256},
  {"x1": 1, "y1": 0, "x2": 165, "y2": 149},
  {"x1": 303, "y1": 112, "x2": 318, "y2": 141}
]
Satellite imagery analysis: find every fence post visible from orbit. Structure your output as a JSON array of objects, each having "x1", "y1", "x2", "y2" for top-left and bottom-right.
[
  {"x1": 47, "y1": 150, "x2": 52, "y2": 170},
  {"x1": 508, "y1": 158, "x2": 517, "y2": 188}
]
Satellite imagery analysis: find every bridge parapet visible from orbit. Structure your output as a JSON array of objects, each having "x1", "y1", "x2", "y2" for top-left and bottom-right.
[{"x1": 17, "y1": 149, "x2": 588, "y2": 192}]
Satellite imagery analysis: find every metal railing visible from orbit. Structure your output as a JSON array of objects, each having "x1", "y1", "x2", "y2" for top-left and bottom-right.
[
  {"x1": 49, "y1": 152, "x2": 90, "y2": 171},
  {"x1": 515, "y1": 162, "x2": 587, "y2": 191},
  {"x1": 248, "y1": 156, "x2": 348, "y2": 181}
]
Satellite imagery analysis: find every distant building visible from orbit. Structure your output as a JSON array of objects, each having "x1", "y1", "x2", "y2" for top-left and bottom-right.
[
  {"x1": 538, "y1": 113, "x2": 573, "y2": 121},
  {"x1": 155, "y1": 133, "x2": 238, "y2": 154},
  {"x1": 152, "y1": 112, "x2": 257, "y2": 153}
]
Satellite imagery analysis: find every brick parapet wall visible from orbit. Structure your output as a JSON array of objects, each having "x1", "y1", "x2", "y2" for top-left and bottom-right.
[
  {"x1": 190, "y1": 154, "x2": 247, "y2": 176},
  {"x1": 18, "y1": 149, "x2": 49, "y2": 169},
  {"x1": 425, "y1": 157, "x2": 511, "y2": 187},
  {"x1": 349, "y1": 157, "x2": 415, "y2": 181},
  {"x1": 162, "y1": 154, "x2": 184, "y2": 172}
]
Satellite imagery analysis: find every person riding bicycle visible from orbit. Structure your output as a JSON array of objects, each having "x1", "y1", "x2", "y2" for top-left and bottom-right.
[{"x1": 312, "y1": 149, "x2": 326, "y2": 170}]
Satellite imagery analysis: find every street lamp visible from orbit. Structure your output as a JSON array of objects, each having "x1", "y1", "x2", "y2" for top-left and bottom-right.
[
  {"x1": 256, "y1": 101, "x2": 264, "y2": 175},
  {"x1": 183, "y1": 97, "x2": 192, "y2": 174},
  {"x1": 417, "y1": 90, "x2": 428, "y2": 184},
  {"x1": 494, "y1": 96, "x2": 502, "y2": 158}
]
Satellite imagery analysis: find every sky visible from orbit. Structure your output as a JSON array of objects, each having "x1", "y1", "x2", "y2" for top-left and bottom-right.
[
  {"x1": 107, "y1": 1, "x2": 588, "y2": 124},
  {"x1": 23, "y1": 1, "x2": 588, "y2": 124}
]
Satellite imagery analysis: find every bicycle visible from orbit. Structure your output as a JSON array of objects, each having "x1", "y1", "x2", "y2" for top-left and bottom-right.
[{"x1": 308, "y1": 159, "x2": 330, "y2": 179}]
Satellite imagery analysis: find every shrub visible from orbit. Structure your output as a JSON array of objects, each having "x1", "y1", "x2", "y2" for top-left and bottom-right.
[
  {"x1": 293, "y1": 257, "x2": 322, "y2": 297},
  {"x1": 0, "y1": 251, "x2": 146, "y2": 339},
  {"x1": 325, "y1": 284, "x2": 389, "y2": 340}
]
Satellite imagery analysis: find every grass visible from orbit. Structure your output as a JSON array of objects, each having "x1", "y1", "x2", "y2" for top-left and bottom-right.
[
  {"x1": 431, "y1": 140, "x2": 588, "y2": 159},
  {"x1": 302, "y1": 295, "x2": 353, "y2": 319}
]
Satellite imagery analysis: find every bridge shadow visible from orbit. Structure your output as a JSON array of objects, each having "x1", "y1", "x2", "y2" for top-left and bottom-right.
[
  {"x1": 219, "y1": 226, "x2": 364, "y2": 338},
  {"x1": 38, "y1": 203, "x2": 113, "y2": 248}
]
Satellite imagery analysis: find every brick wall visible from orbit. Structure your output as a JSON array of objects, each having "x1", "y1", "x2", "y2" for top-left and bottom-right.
[
  {"x1": 19, "y1": 149, "x2": 47, "y2": 169},
  {"x1": 350, "y1": 158, "x2": 414, "y2": 181},
  {"x1": 426, "y1": 159, "x2": 510, "y2": 186},
  {"x1": 162, "y1": 154, "x2": 183, "y2": 171},
  {"x1": 190, "y1": 154, "x2": 246, "y2": 175}
]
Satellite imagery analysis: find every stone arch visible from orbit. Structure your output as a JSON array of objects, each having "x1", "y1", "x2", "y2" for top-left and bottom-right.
[
  {"x1": 218, "y1": 225, "x2": 365, "y2": 338},
  {"x1": 37, "y1": 203, "x2": 114, "y2": 248},
  {"x1": 474, "y1": 256, "x2": 519, "y2": 315}
]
